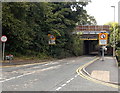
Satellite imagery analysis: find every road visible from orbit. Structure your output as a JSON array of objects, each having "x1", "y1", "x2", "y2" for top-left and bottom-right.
[{"x1": 1, "y1": 56, "x2": 118, "y2": 91}]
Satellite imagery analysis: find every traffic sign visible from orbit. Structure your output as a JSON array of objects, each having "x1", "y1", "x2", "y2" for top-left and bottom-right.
[
  {"x1": 1, "y1": 35, "x2": 7, "y2": 60},
  {"x1": 1, "y1": 35, "x2": 7, "y2": 42},
  {"x1": 48, "y1": 34, "x2": 56, "y2": 45},
  {"x1": 99, "y1": 33, "x2": 108, "y2": 45}
]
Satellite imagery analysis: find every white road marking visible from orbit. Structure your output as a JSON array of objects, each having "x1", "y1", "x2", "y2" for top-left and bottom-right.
[
  {"x1": 61, "y1": 84, "x2": 66, "y2": 87},
  {"x1": 0, "y1": 77, "x2": 3, "y2": 79},
  {"x1": 44, "y1": 63, "x2": 49, "y2": 66},
  {"x1": 41, "y1": 65, "x2": 61, "y2": 71},
  {"x1": 56, "y1": 87, "x2": 62, "y2": 91},
  {"x1": 66, "y1": 80, "x2": 71, "y2": 83},
  {"x1": 51, "y1": 62, "x2": 59, "y2": 65},
  {"x1": 55, "y1": 74, "x2": 78, "y2": 91},
  {"x1": 75, "y1": 75, "x2": 77, "y2": 77},
  {"x1": 0, "y1": 65, "x2": 61, "y2": 83},
  {"x1": 59, "y1": 60, "x2": 63, "y2": 61},
  {"x1": 70, "y1": 78, "x2": 74, "y2": 80},
  {"x1": 75, "y1": 75, "x2": 78, "y2": 77},
  {"x1": 44, "y1": 62, "x2": 58, "y2": 66},
  {"x1": 11, "y1": 71, "x2": 18, "y2": 73},
  {"x1": 0, "y1": 77, "x2": 16, "y2": 83},
  {"x1": 72, "y1": 60, "x2": 75, "y2": 62}
]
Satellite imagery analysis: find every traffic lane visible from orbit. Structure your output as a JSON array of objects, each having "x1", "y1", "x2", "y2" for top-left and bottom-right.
[
  {"x1": 1, "y1": 56, "x2": 96, "y2": 81},
  {"x1": 1, "y1": 59, "x2": 67, "y2": 80},
  {"x1": 1, "y1": 57, "x2": 77, "y2": 72},
  {"x1": 1, "y1": 56, "x2": 95, "y2": 80},
  {"x1": 1, "y1": 56, "x2": 93, "y2": 72},
  {"x1": 2, "y1": 56, "x2": 97, "y2": 91},
  {"x1": 2, "y1": 65, "x2": 62, "y2": 91},
  {"x1": 59, "y1": 74, "x2": 118, "y2": 91},
  {"x1": 1, "y1": 62, "x2": 61, "y2": 82},
  {"x1": 1, "y1": 61, "x2": 56, "y2": 72}
]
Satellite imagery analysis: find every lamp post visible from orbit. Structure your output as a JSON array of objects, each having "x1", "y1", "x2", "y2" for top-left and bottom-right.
[{"x1": 111, "y1": 6, "x2": 115, "y2": 57}]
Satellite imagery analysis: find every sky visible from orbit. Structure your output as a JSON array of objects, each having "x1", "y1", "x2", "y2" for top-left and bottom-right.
[{"x1": 84, "y1": 0, "x2": 120, "y2": 25}]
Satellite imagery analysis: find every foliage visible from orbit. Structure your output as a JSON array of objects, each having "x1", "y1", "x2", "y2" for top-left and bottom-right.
[
  {"x1": 106, "y1": 22, "x2": 120, "y2": 48},
  {"x1": 116, "y1": 49, "x2": 120, "y2": 66},
  {"x1": 2, "y1": 2, "x2": 96, "y2": 59}
]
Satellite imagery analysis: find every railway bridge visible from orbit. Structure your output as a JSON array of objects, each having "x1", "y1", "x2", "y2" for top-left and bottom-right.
[{"x1": 73, "y1": 25, "x2": 112, "y2": 55}]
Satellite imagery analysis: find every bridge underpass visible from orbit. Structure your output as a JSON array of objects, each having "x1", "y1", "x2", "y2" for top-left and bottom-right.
[
  {"x1": 83, "y1": 40, "x2": 99, "y2": 55},
  {"x1": 74, "y1": 25, "x2": 112, "y2": 55}
]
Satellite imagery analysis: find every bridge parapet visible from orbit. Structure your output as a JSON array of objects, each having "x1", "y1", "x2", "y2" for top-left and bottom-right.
[
  {"x1": 73, "y1": 25, "x2": 110, "y2": 35},
  {"x1": 73, "y1": 25, "x2": 110, "y2": 40}
]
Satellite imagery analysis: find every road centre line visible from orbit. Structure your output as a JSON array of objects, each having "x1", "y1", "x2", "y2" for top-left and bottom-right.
[
  {"x1": 56, "y1": 87, "x2": 62, "y2": 91},
  {"x1": 70, "y1": 78, "x2": 74, "y2": 81},
  {"x1": 1, "y1": 56, "x2": 93, "y2": 68},
  {"x1": 61, "y1": 84, "x2": 66, "y2": 87},
  {"x1": 66, "y1": 80, "x2": 71, "y2": 83},
  {"x1": 55, "y1": 57, "x2": 98, "y2": 91},
  {"x1": 75, "y1": 74, "x2": 78, "y2": 77},
  {"x1": 56, "y1": 74, "x2": 78, "y2": 91},
  {"x1": 0, "y1": 65, "x2": 61, "y2": 83},
  {"x1": 44, "y1": 62, "x2": 59, "y2": 66}
]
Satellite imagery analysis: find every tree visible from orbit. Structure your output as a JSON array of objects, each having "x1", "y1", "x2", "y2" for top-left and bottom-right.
[
  {"x1": 2, "y1": 3, "x2": 33, "y2": 54},
  {"x1": 106, "y1": 22, "x2": 120, "y2": 48},
  {"x1": 2, "y1": 2, "x2": 96, "y2": 58}
]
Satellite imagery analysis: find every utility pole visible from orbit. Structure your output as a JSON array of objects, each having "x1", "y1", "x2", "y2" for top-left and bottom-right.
[{"x1": 111, "y1": 6, "x2": 115, "y2": 57}]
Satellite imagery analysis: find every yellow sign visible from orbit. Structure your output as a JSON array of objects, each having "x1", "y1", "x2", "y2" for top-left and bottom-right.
[
  {"x1": 99, "y1": 33, "x2": 108, "y2": 45},
  {"x1": 48, "y1": 34, "x2": 56, "y2": 45},
  {"x1": 48, "y1": 34, "x2": 56, "y2": 40}
]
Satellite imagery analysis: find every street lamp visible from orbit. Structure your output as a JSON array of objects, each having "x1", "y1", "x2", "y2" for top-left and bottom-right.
[{"x1": 111, "y1": 6, "x2": 116, "y2": 57}]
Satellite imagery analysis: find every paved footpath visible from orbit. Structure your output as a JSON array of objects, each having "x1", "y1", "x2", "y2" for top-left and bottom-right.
[{"x1": 85, "y1": 56, "x2": 119, "y2": 84}]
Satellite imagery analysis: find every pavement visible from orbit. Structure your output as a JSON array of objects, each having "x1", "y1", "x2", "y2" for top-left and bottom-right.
[
  {"x1": 0, "y1": 56, "x2": 119, "y2": 92},
  {"x1": 85, "y1": 56, "x2": 119, "y2": 84}
]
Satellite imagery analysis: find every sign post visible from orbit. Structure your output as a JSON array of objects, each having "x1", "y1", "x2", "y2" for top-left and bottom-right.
[
  {"x1": 1, "y1": 36, "x2": 7, "y2": 60},
  {"x1": 48, "y1": 34, "x2": 56, "y2": 57},
  {"x1": 101, "y1": 46, "x2": 105, "y2": 61},
  {"x1": 99, "y1": 33, "x2": 108, "y2": 61}
]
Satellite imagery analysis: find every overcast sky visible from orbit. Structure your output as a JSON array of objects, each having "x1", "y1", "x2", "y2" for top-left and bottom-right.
[{"x1": 84, "y1": 0, "x2": 119, "y2": 25}]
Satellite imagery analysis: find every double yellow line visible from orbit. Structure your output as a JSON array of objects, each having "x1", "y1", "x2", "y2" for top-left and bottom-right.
[{"x1": 76, "y1": 57, "x2": 119, "y2": 89}]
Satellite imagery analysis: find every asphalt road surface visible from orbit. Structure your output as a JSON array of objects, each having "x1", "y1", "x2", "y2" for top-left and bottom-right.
[{"x1": 1, "y1": 56, "x2": 118, "y2": 91}]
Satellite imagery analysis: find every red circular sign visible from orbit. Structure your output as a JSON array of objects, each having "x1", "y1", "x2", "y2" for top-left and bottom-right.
[
  {"x1": 1, "y1": 35, "x2": 7, "y2": 42},
  {"x1": 100, "y1": 34, "x2": 106, "y2": 39}
]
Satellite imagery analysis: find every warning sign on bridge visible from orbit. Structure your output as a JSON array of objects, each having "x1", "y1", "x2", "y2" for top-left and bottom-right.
[
  {"x1": 99, "y1": 33, "x2": 108, "y2": 45},
  {"x1": 48, "y1": 34, "x2": 56, "y2": 45}
]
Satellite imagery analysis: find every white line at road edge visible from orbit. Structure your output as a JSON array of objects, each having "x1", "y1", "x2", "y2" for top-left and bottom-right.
[{"x1": 0, "y1": 65, "x2": 61, "y2": 83}]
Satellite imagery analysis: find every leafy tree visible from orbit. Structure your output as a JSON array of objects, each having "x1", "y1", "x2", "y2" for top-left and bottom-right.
[
  {"x1": 2, "y1": 3, "x2": 33, "y2": 54},
  {"x1": 106, "y1": 22, "x2": 120, "y2": 48},
  {"x1": 2, "y1": 2, "x2": 96, "y2": 59}
]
